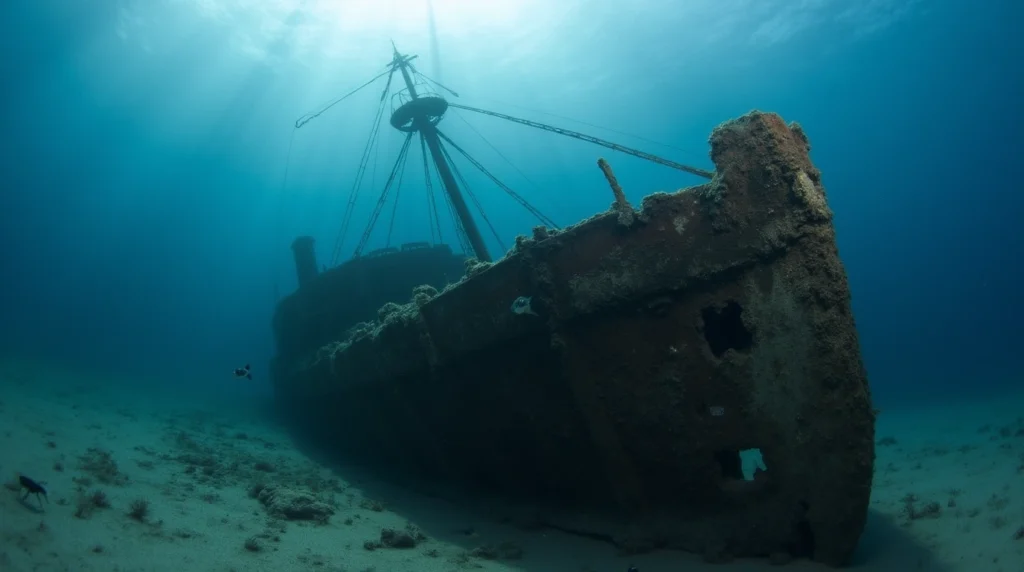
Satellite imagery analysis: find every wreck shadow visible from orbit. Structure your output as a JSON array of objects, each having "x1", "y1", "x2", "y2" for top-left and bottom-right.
[
  {"x1": 300, "y1": 450, "x2": 656, "y2": 565},
  {"x1": 846, "y1": 509, "x2": 950, "y2": 571},
  {"x1": 290, "y1": 437, "x2": 951, "y2": 571}
]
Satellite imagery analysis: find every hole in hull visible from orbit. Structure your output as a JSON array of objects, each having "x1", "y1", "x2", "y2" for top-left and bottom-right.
[
  {"x1": 717, "y1": 448, "x2": 767, "y2": 482},
  {"x1": 701, "y1": 300, "x2": 753, "y2": 357}
]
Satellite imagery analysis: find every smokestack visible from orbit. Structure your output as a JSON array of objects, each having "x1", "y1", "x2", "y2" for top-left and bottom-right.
[{"x1": 291, "y1": 236, "x2": 318, "y2": 288}]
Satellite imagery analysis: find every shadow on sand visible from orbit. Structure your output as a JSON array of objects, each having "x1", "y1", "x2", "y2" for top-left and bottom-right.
[
  {"x1": 846, "y1": 509, "x2": 949, "y2": 571},
  {"x1": 289, "y1": 432, "x2": 949, "y2": 572}
]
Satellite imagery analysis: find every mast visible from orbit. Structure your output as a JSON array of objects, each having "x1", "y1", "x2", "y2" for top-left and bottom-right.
[
  {"x1": 301, "y1": 45, "x2": 713, "y2": 266},
  {"x1": 389, "y1": 47, "x2": 491, "y2": 262}
]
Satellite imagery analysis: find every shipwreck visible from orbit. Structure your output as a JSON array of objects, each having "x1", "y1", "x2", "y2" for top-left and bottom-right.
[{"x1": 271, "y1": 46, "x2": 875, "y2": 566}]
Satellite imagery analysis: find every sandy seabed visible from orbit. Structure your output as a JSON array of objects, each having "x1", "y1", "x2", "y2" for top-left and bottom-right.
[{"x1": 1, "y1": 360, "x2": 1022, "y2": 572}]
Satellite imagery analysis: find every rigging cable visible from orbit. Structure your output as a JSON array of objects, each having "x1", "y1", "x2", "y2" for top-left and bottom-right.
[
  {"x1": 331, "y1": 72, "x2": 395, "y2": 264},
  {"x1": 355, "y1": 131, "x2": 415, "y2": 256},
  {"x1": 437, "y1": 130, "x2": 559, "y2": 229},
  {"x1": 438, "y1": 139, "x2": 506, "y2": 254},
  {"x1": 295, "y1": 69, "x2": 392, "y2": 129},
  {"x1": 385, "y1": 136, "x2": 412, "y2": 248},
  {"x1": 450, "y1": 108, "x2": 560, "y2": 219},
  {"x1": 448, "y1": 103, "x2": 714, "y2": 180},
  {"x1": 460, "y1": 97, "x2": 697, "y2": 156},
  {"x1": 414, "y1": 71, "x2": 459, "y2": 98}
]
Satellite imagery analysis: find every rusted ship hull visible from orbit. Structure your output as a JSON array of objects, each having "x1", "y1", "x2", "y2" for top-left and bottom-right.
[
  {"x1": 271, "y1": 111, "x2": 875, "y2": 566},
  {"x1": 272, "y1": 244, "x2": 465, "y2": 361}
]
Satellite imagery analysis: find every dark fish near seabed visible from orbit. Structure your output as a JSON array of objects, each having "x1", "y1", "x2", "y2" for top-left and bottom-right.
[
  {"x1": 233, "y1": 364, "x2": 252, "y2": 380},
  {"x1": 18, "y1": 473, "x2": 48, "y2": 508}
]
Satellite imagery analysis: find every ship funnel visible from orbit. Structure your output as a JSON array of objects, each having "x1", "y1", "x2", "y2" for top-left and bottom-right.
[{"x1": 291, "y1": 236, "x2": 318, "y2": 288}]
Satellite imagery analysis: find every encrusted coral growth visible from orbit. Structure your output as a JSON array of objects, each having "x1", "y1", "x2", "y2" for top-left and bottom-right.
[
  {"x1": 250, "y1": 483, "x2": 335, "y2": 523},
  {"x1": 411, "y1": 284, "x2": 439, "y2": 307},
  {"x1": 464, "y1": 257, "x2": 493, "y2": 278}
]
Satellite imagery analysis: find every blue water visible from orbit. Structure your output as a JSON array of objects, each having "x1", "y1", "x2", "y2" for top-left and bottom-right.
[
  {"x1": 1, "y1": 3, "x2": 1021, "y2": 409},
  {"x1": 1, "y1": 1, "x2": 1024, "y2": 570}
]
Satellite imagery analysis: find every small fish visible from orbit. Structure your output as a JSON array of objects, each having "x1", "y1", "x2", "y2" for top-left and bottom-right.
[
  {"x1": 18, "y1": 474, "x2": 48, "y2": 508},
  {"x1": 233, "y1": 364, "x2": 252, "y2": 380},
  {"x1": 510, "y1": 296, "x2": 538, "y2": 316}
]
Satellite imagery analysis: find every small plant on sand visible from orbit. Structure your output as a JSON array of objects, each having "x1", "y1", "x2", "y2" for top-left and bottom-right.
[
  {"x1": 89, "y1": 489, "x2": 110, "y2": 508},
  {"x1": 74, "y1": 489, "x2": 111, "y2": 519},
  {"x1": 127, "y1": 498, "x2": 150, "y2": 522},
  {"x1": 78, "y1": 448, "x2": 130, "y2": 486}
]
